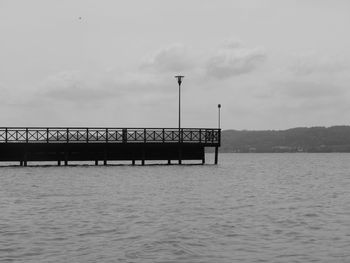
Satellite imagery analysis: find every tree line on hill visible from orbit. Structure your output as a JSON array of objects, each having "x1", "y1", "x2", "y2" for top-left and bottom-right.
[{"x1": 219, "y1": 126, "x2": 350, "y2": 153}]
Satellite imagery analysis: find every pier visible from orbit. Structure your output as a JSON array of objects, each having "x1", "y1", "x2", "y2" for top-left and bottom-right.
[{"x1": 0, "y1": 127, "x2": 221, "y2": 166}]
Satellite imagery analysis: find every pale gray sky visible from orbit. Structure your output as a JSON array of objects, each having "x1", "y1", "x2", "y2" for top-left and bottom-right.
[{"x1": 1, "y1": 0, "x2": 350, "y2": 129}]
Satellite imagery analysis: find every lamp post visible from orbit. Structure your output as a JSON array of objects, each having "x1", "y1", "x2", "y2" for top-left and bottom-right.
[
  {"x1": 215, "y1": 103, "x2": 222, "y2": 165},
  {"x1": 175, "y1": 76, "x2": 184, "y2": 131},
  {"x1": 218, "y1": 104, "x2": 221, "y2": 129}
]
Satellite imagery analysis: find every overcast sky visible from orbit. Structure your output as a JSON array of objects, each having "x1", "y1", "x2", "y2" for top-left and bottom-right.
[{"x1": 1, "y1": 0, "x2": 350, "y2": 130}]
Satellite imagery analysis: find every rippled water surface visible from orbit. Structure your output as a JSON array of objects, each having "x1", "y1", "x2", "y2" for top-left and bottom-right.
[{"x1": 0, "y1": 154, "x2": 349, "y2": 262}]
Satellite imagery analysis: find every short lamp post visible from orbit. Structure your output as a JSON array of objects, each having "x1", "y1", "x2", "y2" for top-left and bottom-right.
[
  {"x1": 215, "y1": 103, "x2": 222, "y2": 165},
  {"x1": 218, "y1": 104, "x2": 221, "y2": 129}
]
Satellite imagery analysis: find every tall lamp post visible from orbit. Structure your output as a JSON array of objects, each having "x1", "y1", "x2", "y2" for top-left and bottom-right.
[
  {"x1": 175, "y1": 76, "x2": 184, "y2": 165},
  {"x1": 175, "y1": 76, "x2": 184, "y2": 131},
  {"x1": 218, "y1": 104, "x2": 221, "y2": 129}
]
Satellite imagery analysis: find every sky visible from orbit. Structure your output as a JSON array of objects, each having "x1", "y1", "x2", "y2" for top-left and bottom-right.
[{"x1": 1, "y1": 0, "x2": 350, "y2": 130}]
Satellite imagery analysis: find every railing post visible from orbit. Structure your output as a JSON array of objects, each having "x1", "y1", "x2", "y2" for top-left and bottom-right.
[
  {"x1": 86, "y1": 128, "x2": 89, "y2": 143},
  {"x1": 5, "y1": 128, "x2": 7, "y2": 143},
  {"x1": 106, "y1": 128, "x2": 108, "y2": 143},
  {"x1": 162, "y1": 129, "x2": 165, "y2": 143},
  {"x1": 199, "y1": 129, "x2": 201, "y2": 143},
  {"x1": 26, "y1": 128, "x2": 28, "y2": 143},
  {"x1": 144, "y1": 128, "x2": 146, "y2": 143},
  {"x1": 122, "y1": 128, "x2": 127, "y2": 143},
  {"x1": 46, "y1": 128, "x2": 49, "y2": 143},
  {"x1": 66, "y1": 128, "x2": 69, "y2": 143}
]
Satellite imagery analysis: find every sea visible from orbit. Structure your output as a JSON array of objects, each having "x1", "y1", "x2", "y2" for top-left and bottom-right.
[{"x1": 0, "y1": 153, "x2": 349, "y2": 263}]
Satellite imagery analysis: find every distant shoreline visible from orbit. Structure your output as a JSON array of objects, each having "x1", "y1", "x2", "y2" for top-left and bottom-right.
[{"x1": 219, "y1": 125, "x2": 350, "y2": 153}]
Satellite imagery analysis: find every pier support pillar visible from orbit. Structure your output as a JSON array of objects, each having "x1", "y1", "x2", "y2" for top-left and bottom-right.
[
  {"x1": 103, "y1": 150, "x2": 107, "y2": 166},
  {"x1": 202, "y1": 155, "x2": 205, "y2": 164},
  {"x1": 57, "y1": 160, "x2": 61, "y2": 166},
  {"x1": 178, "y1": 148, "x2": 182, "y2": 165},
  {"x1": 20, "y1": 161, "x2": 23, "y2": 166},
  {"x1": 214, "y1": 146, "x2": 219, "y2": 165},
  {"x1": 142, "y1": 148, "x2": 145, "y2": 165},
  {"x1": 168, "y1": 160, "x2": 171, "y2": 165},
  {"x1": 23, "y1": 152, "x2": 28, "y2": 167},
  {"x1": 95, "y1": 160, "x2": 98, "y2": 166},
  {"x1": 64, "y1": 152, "x2": 68, "y2": 166},
  {"x1": 132, "y1": 160, "x2": 135, "y2": 165}
]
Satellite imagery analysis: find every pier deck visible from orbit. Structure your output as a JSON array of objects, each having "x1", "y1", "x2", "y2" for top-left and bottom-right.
[{"x1": 0, "y1": 127, "x2": 221, "y2": 166}]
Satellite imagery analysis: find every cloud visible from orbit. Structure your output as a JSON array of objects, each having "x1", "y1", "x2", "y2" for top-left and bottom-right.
[
  {"x1": 140, "y1": 44, "x2": 195, "y2": 73},
  {"x1": 38, "y1": 71, "x2": 118, "y2": 102},
  {"x1": 0, "y1": 39, "x2": 271, "y2": 127},
  {"x1": 0, "y1": 82, "x2": 33, "y2": 106},
  {"x1": 277, "y1": 80, "x2": 346, "y2": 99},
  {"x1": 139, "y1": 40, "x2": 267, "y2": 81},
  {"x1": 205, "y1": 41, "x2": 266, "y2": 79},
  {"x1": 221, "y1": 38, "x2": 244, "y2": 49},
  {"x1": 0, "y1": 83, "x2": 8, "y2": 102},
  {"x1": 36, "y1": 69, "x2": 178, "y2": 107},
  {"x1": 289, "y1": 52, "x2": 348, "y2": 75}
]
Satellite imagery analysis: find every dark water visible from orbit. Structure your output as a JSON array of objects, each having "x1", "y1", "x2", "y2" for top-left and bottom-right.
[{"x1": 0, "y1": 154, "x2": 349, "y2": 263}]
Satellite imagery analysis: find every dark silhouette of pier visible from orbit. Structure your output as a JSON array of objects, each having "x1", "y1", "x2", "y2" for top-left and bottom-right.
[{"x1": 0, "y1": 127, "x2": 221, "y2": 166}]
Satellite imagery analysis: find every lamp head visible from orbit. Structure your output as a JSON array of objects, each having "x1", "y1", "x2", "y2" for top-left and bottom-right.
[
  {"x1": 218, "y1": 104, "x2": 221, "y2": 108},
  {"x1": 175, "y1": 75, "x2": 184, "y2": 85}
]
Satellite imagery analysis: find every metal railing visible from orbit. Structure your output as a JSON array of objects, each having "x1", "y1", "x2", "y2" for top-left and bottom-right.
[{"x1": 0, "y1": 128, "x2": 220, "y2": 145}]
